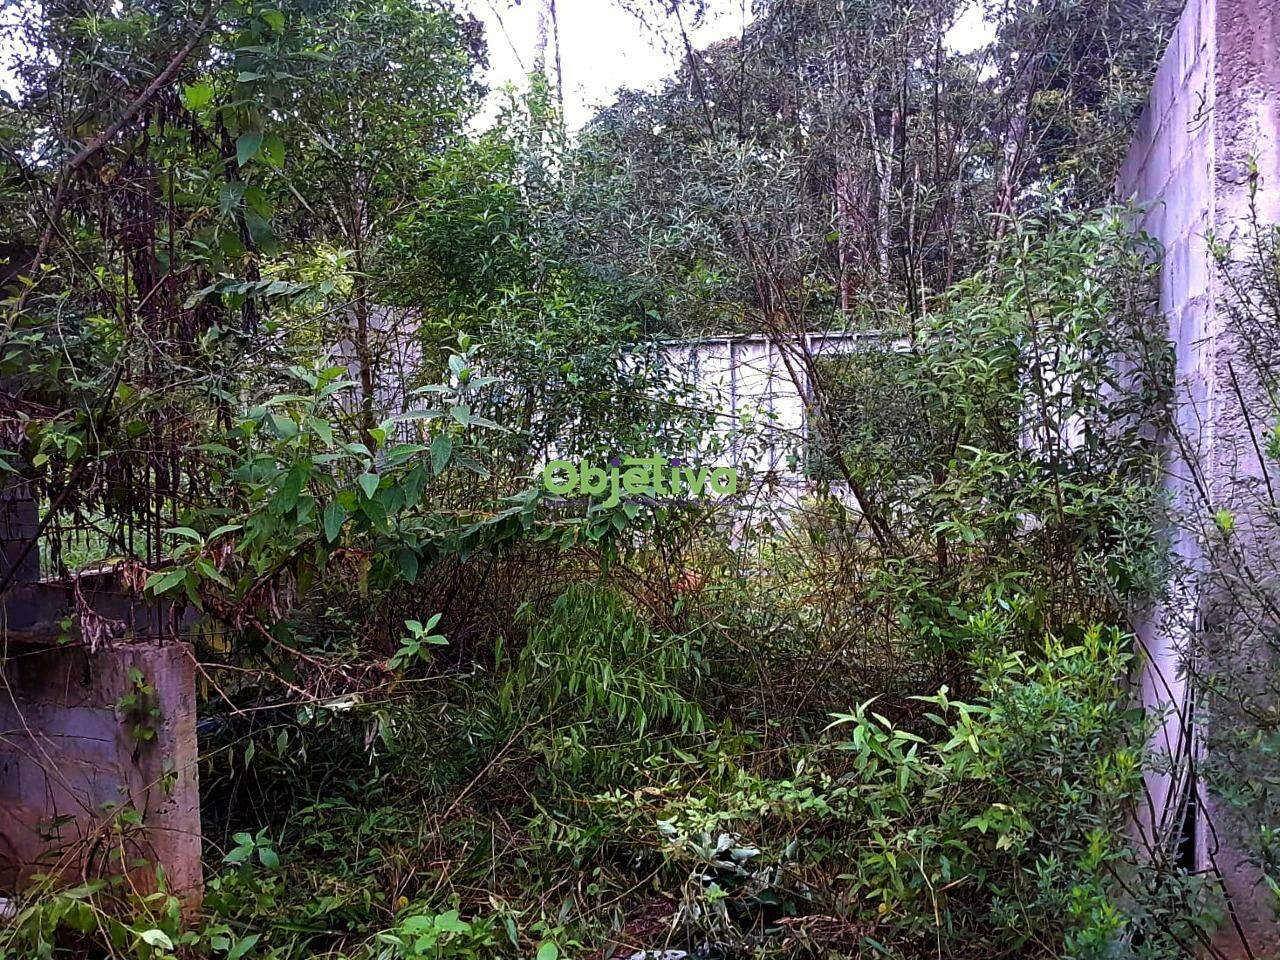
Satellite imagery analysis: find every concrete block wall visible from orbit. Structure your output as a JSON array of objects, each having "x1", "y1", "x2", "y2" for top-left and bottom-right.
[
  {"x1": 0, "y1": 632, "x2": 202, "y2": 907},
  {"x1": 1117, "y1": 0, "x2": 1215, "y2": 861},
  {"x1": 1117, "y1": 0, "x2": 1280, "y2": 954}
]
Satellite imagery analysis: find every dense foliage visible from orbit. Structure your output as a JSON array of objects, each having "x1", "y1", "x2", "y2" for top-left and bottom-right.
[{"x1": 2, "y1": 0, "x2": 1275, "y2": 958}]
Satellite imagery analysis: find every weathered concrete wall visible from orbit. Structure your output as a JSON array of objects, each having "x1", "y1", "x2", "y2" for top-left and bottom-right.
[
  {"x1": 0, "y1": 633, "x2": 202, "y2": 906},
  {"x1": 1118, "y1": 0, "x2": 1280, "y2": 954},
  {"x1": 1117, "y1": 0, "x2": 1214, "y2": 858},
  {"x1": 0, "y1": 523, "x2": 203, "y2": 910},
  {"x1": 0, "y1": 479, "x2": 39, "y2": 586}
]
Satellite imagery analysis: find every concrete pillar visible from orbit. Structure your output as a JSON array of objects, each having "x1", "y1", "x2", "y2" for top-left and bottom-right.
[{"x1": 0, "y1": 634, "x2": 202, "y2": 907}]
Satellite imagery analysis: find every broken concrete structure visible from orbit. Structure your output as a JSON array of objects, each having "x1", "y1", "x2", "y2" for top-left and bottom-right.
[
  {"x1": 0, "y1": 485, "x2": 202, "y2": 908},
  {"x1": 1118, "y1": 0, "x2": 1280, "y2": 953}
]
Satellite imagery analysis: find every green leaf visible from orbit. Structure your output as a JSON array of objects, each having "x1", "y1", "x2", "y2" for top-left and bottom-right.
[
  {"x1": 466, "y1": 414, "x2": 504, "y2": 431},
  {"x1": 244, "y1": 208, "x2": 276, "y2": 251},
  {"x1": 257, "y1": 846, "x2": 280, "y2": 869},
  {"x1": 323, "y1": 501, "x2": 346, "y2": 543},
  {"x1": 431, "y1": 433, "x2": 452, "y2": 475},
  {"x1": 536, "y1": 942, "x2": 559, "y2": 960},
  {"x1": 358, "y1": 473, "x2": 380, "y2": 499},
  {"x1": 386, "y1": 442, "x2": 428, "y2": 466},
  {"x1": 396, "y1": 548, "x2": 419, "y2": 583},
  {"x1": 262, "y1": 132, "x2": 286, "y2": 168},
  {"x1": 435, "y1": 911, "x2": 469, "y2": 933},
  {"x1": 451, "y1": 451, "x2": 489, "y2": 478},
  {"x1": 236, "y1": 131, "x2": 263, "y2": 166},
  {"x1": 182, "y1": 80, "x2": 213, "y2": 109},
  {"x1": 219, "y1": 182, "x2": 246, "y2": 215},
  {"x1": 1214, "y1": 508, "x2": 1235, "y2": 536},
  {"x1": 308, "y1": 416, "x2": 334, "y2": 448},
  {"x1": 223, "y1": 845, "x2": 250, "y2": 865},
  {"x1": 138, "y1": 929, "x2": 173, "y2": 950},
  {"x1": 395, "y1": 408, "x2": 441, "y2": 423},
  {"x1": 265, "y1": 412, "x2": 297, "y2": 440},
  {"x1": 273, "y1": 460, "x2": 310, "y2": 514},
  {"x1": 227, "y1": 934, "x2": 260, "y2": 960},
  {"x1": 194, "y1": 558, "x2": 230, "y2": 588},
  {"x1": 146, "y1": 569, "x2": 187, "y2": 596}
]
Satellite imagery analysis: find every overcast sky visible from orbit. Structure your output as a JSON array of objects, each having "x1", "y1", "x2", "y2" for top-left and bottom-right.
[
  {"x1": 464, "y1": 0, "x2": 995, "y2": 129},
  {"x1": 463, "y1": 0, "x2": 752, "y2": 128}
]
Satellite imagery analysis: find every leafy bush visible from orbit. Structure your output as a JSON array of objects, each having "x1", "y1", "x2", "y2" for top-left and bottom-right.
[
  {"x1": 595, "y1": 627, "x2": 1219, "y2": 959},
  {"x1": 489, "y1": 584, "x2": 710, "y2": 787}
]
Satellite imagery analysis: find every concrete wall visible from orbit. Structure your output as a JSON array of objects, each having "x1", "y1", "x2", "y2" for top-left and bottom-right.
[
  {"x1": 0, "y1": 632, "x2": 202, "y2": 906},
  {"x1": 661, "y1": 331, "x2": 908, "y2": 515},
  {"x1": 1116, "y1": 0, "x2": 1214, "y2": 867},
  {"x1": 663, "y1": 332, "x2": 877, "y2": 474},
  {"x1": 0, "y1": 479, "x2": 39, "y2": 586},
  {"x1": 0, "y1": 542, "x2": 203, "y2": 909},
  {"x1": 1117, "y1": 0, "x2": 1280, "y2": 953}
]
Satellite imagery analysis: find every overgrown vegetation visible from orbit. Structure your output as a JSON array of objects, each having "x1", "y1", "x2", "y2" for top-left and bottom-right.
[{"x1": 1, "y1": 0, "x2": 1275, "y2": 957}]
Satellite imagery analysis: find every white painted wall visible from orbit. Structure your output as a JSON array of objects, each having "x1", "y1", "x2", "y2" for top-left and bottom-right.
[{"x1": 662, "y1": 331, "x2": 898, "y2": 481}]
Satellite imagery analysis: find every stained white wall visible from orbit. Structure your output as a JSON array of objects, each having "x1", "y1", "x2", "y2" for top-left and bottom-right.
[
  {"x1": 663, "y1": 331, "x2": 894, "y2": 480},
  {"x1": 1117, "y1": 0, "x2": 1280, "y2": 952}
]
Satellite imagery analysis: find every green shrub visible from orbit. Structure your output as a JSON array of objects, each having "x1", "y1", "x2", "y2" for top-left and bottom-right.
[
  {"x1": 601, "y1": 626, "x2": 1220, "y2": 959},
  {"x1": 488, "y1": 584, "x2": 709, "y2": 787}
]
